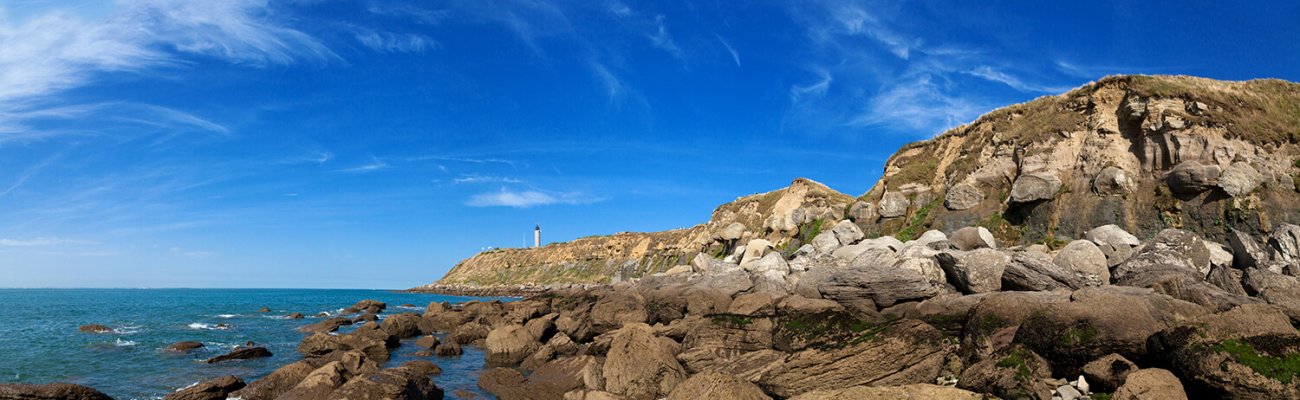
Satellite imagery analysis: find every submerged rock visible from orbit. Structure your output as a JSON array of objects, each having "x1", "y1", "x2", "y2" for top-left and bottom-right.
[
  {"x1": 206, "y1": 347, "x2": 272, "y2": 363},
  {"x1": 0, "y1": 383, "x2": 114, "y2": 400},
  {"x1": 164, "y1": 375, "x2": 245, "y2": 400}
]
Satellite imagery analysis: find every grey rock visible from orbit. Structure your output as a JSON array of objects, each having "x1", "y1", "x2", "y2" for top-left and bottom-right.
[
  {"x1": 1228, "y1": 229, "x2": 1267, "y2": 269},
  {"x1": 1054, "y1": 240, "x2": 1111, "y2": 286},
  {"x1": 698, "y1": 268, "x2": 754, "y2": 298},
  {"x1": 1093, "y1": 166, "x2": 1135, "y2": 195},
  {"x1": 1082, "y1": 354, "x2": 1137, "y2": 393},
  {"x1": 1003, "y1": 251, "x2": 1084, "y2": 291},
  {"x1": 720, "y1": 223, "x2": 746, "y2": 241},
  {"x1": 818, "y1": 263, "x2": 940, "y2": 308},
  {"x1": 740, "y1": 239, "x2": 772, "y2": 266},
  {"x1": 896, "y1": 257, "x2": 946, "y2": 284},
  {"x1": 1242, "y1": 268, "x2": 1300, "y2": 323},
  {"x1": 692, "y1": 253, "x2": 737, "y2": 274},
  {"x1": 1206, "y1": 265, "x2": 1247, "y2": 296},
  {"x1": 811, "y1": 232, "x2": 840, "y2": 255},
  {"x1": 831, "y1": 243, "x2": 872, "y2": 262},
  {"x1": 950, "y1": 226, "x2": 997, "y2": 251},
  {"x1": 878, "y1": 192, "x2": 910, "y2": 218},
  {"x1": 1205, "y1": 241, "x2": 1233, "y2": 269},
  {"x1": 830, "y1": 220, "x2": 865, "y2": 245},
  {"x1": 848, "y1": 200, "x2": 876, "y2": 222},
  {"x1": 1218, "y1": 161, "x2": 1264, "y2": 197},
  {"x1": 1113, "y1": 229, "x2": 1211, "y2": 286},
  {"x1": 936, "y1": 249, "x2": 1009, "y2": 294},
  {"x1": 1085, "y1": 224, "x2": 1140, "y2": 267},
  {"x1": 944, "y1": 183, "x2": 984, "y2": 210},
  {"x1": 847, "y1": 248, "x2": 901, "y2": 269},
  {"x1": 1267, "y1": 223, "x2": 1300, "y2": 264},
  {"x1": 1166, "y1": 160, "x2": 1221, "y2": 194},
  {"x1": 1009, "y1": 172, "x2": 1062, "y2": 203},
  {"x1": 749, "y1": 253, "x2": 792, "y2": 295}
]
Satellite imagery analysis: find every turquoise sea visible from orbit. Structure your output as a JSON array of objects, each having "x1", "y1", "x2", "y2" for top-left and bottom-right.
[{"x1": 0, "y1": 289, "x2": 509, "y2": 400}]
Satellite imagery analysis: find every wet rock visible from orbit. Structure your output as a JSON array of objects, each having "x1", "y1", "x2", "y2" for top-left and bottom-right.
[
  {"x1": 1111, "y1": 369, "x2": 1187, "y2": 400},
  {"x1": 328, "y1": 363, "x2": 443, "y2": 400},
  {"x1": 1013, "y1": 286, "x2": 1207, "y2": 376},
  {"x1": 960, "y1": 291, "x2": 1071, "y2": 363},
  {"x1": 78, "y1": 324, "x2": 113, "y2": 333},
  {"x1": 346, "y1": 299, "x2": 387, "y2": 315},
  {"x1": 230, "y1": 360, "x2": 320, "y2": 400},
  {"x1": 380, "y1": 313, "x2": 424, "y2": 339},
  {"x1": 760, "y1": 319, "x2": 954, "y2": 398},
  {"x1": 665, "y1": 371, "x2": 770, "y2": 400},
  {"x1": 164, "y1": 341, "x2": 205, "y2": 353},
  {"x1": 529, "y1": 355, "x2": 605, "y2": 396},
  {"x1": 449, "y1": 321, "x2": 491, "y2": 345},
  {"x1": 1053, "y1": 240, "x2": 1110, "y2": 286},
  {"x1": 0, "y1": 383, "x2": 114, "y2": 400},
  {"x1": 950, "y1": 226, "x2": 996, "y2": 250},
  {"x1": 1166, "y1": 160, "x2": 1221, "y2": 194},
  {"x1": 414, "y1": 335, "x2": 440, "y2": 350},
  {"x1": 298, "y1": 333, "x2": 389, "y2": 362},
  {"x1": 299, "y1": 317, "x2": 353, "y2": 334},
  {"x1": 288, "y1": 312, "x2": 304, "y2": 319},
  {"x1": 1147, "y1": 305, "x2": 1300, "y2": 398},
  {"x1": 435, "y1": 342, "x2": 462, "y2": 357},
  {"x1": 206, "y1": 347, "x2": 272, "y2": 363},
  {"x1": 277, "y1": 362, "x2": 345, "y2": 400},
  {"x1": 486, "y1": 324, "x2": 542, "y2": 367},
  {"x1": 957, "y1": 345, "x2": 1054, "y2": 400},
  {"x1": 1082, "y1": 353, "x2": 1138, "y2": 393},
  {"x1": 936, "y1": 249, "x2": 1009, "y2": 294},
  {"x1": 1010, "y1": 172, "x2": 1062, "y2": 203},
  {"x1": 789, "y1": 384, "x2": 989, "y2": 400},
  {"x1": 603, "y1": 323, "x2": 687, "y2": 400},
  {"x1": 258, "y1": 307, "x2": 272, "y2": 313}
]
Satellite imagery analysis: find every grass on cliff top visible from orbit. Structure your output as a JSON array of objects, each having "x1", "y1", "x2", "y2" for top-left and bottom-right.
[
  {"x1": 1128, "y1": 75, "x2": 1300, "y2": 144},
  {"x1": 1214, "y1": 338, "x2": 1300, "y2": 384},
  {"x1": 895, "y1": 195, "x2": 942, "y2": 242}
]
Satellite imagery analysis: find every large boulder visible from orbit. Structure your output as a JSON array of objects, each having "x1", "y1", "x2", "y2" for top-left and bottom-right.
[
  {"x1": 829, "y1": 220, "x2": 864, "y2": 245},
  {"x1": 1002, "y1": 251, "x2": 1084, "y2": 291},
  {"x1": 1053, "y1": 240, "x2": 1110, "y2": 286},
  {"x1": 328, "y1": 363, "x2": 443, "y2": 400},
  {"x1": 0, "y1": 383, "x2": 114, "y2": 400},
  {"x1": 740, "y1": 239, "x2": 773, "y2": 266},
  {"x1": 957, "y1": 345, "x2": 1054, "y2": 400},
  {"x1": 1082, "y1": 353, "x2": 1138, "y2": 393},
  {"x1": 1268, "y1": 223, "x2": 1300, "y2": 264},
  {"x1": 1111, "y1": 369, "x2": 1188, "y2": 400},
  {"x1": 230, "y1": 360, "x2": 321, "y2": 400},
  {"x1": 1242, "y1": 268, "x2": 1300, "y2": 323},
  {"x1": 960, "y1": 291, "x2": 1071, "y2": 363},
  {"x1": 748, "y1": 253, "x2": 793, "y2": 294},
  {"x1": 1228, "y1": 229, "x2": 1268, "y2": 269},
  {"x1": 528, "y1": 355, "x2": 605, "y2": 396},
  {"x1": 1093, "y1": 166, "x2": 1135, "y2": 195},
  {"x1": 678, "y1": 316, "x2": 775, "y2": 373},
  {"x1": 602, "y1": 323, "x2": 687, "y2": 400},
  {"x1": 1147, "y1": 305, "x2": 1300, "y2": 398},
  {"x1": 665, "y1": 371, "x2": 770, "y2": 400},
  {"x1": 944, "y1": 183, "x2": 984, "y2": 211},
  {"x1": 721, "y1": 222, "x2": 746, "y2": 241},
  {"x1": 1009, "y1": 172, "x2": 1062, "y2": 203},
  {"x1": 165, "y1": 375, "x2": 246, "y2": 400},
  {"x1": 936, "y1": 249, "x2": 1009, "y2": 294},
  {"x1": 478, "y1": 368, "x2": 532, "y2": 400},
  {"x1": 878, "y1": 192, "x2": 910, "y2": 218},
  {"x1": 1219, "y1": 161, "x2": 1265, "y2": 197},
  {"x1": 300, "y1": 317, "x2": 353, "y2": 334},
  {"x1": 277, "y1": 362, "x2": 346, "y2": 400},
  {"x1": 817, "y1": 263, "x2": 939, "y2": 310},
  {"x1": 759, "y1": 319, "x2": 955, "y2": 398},
  {"x1": 590, "y1": 292, "x2": 648, "y2": 333},
  {"x1": 950, "y1": 226, "x2": 997, "y2": 251},
  {"x1": 486, "y1": 324, "x2": 542, "y2": 367},
  {"x1": 1086, "y1": 224, "x2": 1141, "y2": 267},
  {"x1": 206, "y1": 346, "x2": 272, "y2": 363},
  {"x1": 298, "y1": 333, "x2": 389, "y2": 362},
  {"x1": 1113, "y1": 229, "x2": 1211, "y2": 286},
  {"x1": 1166, "y1": 160, "x2": 1221, "y2": 194},
  {"x1": 380, "y1": 313, "x2": 424, "y2": 338},
  {"x1": 1013, "y1": 286, "x2": 1208, "y2": 376},
  {"x1": 810, "y1": 232, "x2": 840, "y2": 254},
  {"x1": 790, "y1": 384, "x2": 989, "y2": 400}
]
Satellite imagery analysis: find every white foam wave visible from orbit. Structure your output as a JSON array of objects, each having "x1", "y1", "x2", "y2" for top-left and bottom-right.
[
  {"x1": 115, "y1": 325, "x2": 142, "y2": 335},
  {"x1": 115, "y1": 338, "x2": 137, "y2": 347},
  {"x1": 187, "y1": 322, "x2": 230, "y2": 330},
  {"x1": 215, "y1": 314, "x2": 238, "y2": 319}
]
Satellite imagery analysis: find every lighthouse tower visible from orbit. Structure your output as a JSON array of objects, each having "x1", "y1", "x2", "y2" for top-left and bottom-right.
[{"x1": 534, "y1": 225, "x2": 541, "y2": 248}]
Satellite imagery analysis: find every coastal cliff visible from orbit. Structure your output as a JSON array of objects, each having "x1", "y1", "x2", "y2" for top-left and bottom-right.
[{"x1": 419, "y1": 75, "x2": 1300, "y2": 292}]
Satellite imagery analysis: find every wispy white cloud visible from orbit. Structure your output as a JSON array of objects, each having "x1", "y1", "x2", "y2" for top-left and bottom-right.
[
  {"x1": 645, "y1": 15, "x2": 682, "y2": 59},
  {"x1": 590, "y1": 61, "x2": 624, "y2": 100},
  {"x1": 0, "y1": 237, "x2": 99, "y2": 246},
  {"x1": 716, "y1": 35, "x2": 740, "y2": 67},
  {"x1": 466, "y1": 187, "x2": 604, "y2": 208},
  {"x1": 850, "y1": 75, "x2": 984, "y2": 133},
  {"x1": 790, "y1": 68, "x2": 832, "y2": 101},
  {"x1": 353, "y1": 29, "x2": 438, "y2": 53},
  {"x1": 965, "y1": 66, "x2": 1070, "y2": 93},
  {"x1": 0, "y1": 0, "x2": 333, "y2": 142},
  {"x1": 824, "y1": 2, "x2": 918, "y2": 59},
  {"x1": 453, "y1": 175, "x2": 523, "y2": 184},
  {"x1": 338, "y1": 158, "x2": 389, "y2": 173}
]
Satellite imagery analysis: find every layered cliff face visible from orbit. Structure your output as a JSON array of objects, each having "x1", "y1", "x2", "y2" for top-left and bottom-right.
[
  {"x1": 424, "y1": 75, "x2": 1300, "y2": 289},
  {"x1": 428, "y1": 178, "x2": 856, "y2": 287},
  {"x1": 855, "y1": 75, "x2": 1300, "y2": 244}
]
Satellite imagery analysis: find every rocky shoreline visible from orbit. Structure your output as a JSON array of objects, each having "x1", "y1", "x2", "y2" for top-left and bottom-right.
[{"x1": 10, "y1": 220, "x2": 1300, "y2": 399}]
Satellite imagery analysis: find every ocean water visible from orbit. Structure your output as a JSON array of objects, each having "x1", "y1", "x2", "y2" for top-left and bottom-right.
[{"x1": 0, "y1": 289, "x2": 511, "y2": 400}]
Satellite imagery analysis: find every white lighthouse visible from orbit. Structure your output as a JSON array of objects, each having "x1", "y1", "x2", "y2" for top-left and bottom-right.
[{"x1": 534, "y1": 225, "x2": 541, "y2": 248}]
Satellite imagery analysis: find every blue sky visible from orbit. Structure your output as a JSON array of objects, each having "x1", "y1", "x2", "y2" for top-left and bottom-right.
[{"x1": 1, "y1": 1, "x2": 1297, "y2": 288}]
